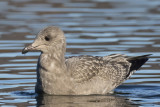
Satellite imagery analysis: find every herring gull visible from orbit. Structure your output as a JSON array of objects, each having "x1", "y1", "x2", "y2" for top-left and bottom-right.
[{"x1": 22, "y1": 26, "x2": 150, "y2": 95}]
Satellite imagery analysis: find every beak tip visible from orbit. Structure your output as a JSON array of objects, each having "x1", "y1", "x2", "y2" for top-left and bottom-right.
[{"x1": 22, "y1": 47, "x2": 28, "y2": 54}]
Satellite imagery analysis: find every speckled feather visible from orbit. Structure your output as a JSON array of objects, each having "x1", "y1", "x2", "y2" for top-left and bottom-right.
[{"x1": 66, "y1": 55, "x2": 131, "y2": 86}]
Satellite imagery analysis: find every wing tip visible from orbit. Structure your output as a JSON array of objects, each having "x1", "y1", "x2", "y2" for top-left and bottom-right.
[
  {"x1": 128, "y1": 54, "x2": 151, "y2": 71},
  {"x1": 125, "y1": 54, "x2": 151, "y2": 79}
]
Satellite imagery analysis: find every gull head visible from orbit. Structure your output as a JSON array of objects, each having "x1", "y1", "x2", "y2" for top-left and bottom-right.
[{"x1": 22, "y1": 26, "x2": 65, "y2": 54}]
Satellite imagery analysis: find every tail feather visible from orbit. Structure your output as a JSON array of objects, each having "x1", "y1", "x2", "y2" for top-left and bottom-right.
[{"x1": 126, "y1": 54, "x2": 151, "y2": 79}]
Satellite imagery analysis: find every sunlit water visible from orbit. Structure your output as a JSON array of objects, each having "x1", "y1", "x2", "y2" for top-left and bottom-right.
[{"x1": 0, "y1": 0, "x2": 160, "y2": 106}]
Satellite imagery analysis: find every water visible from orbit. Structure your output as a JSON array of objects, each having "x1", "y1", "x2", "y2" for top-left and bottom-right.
[{"x1": 0, "y1": 0, "x2": 160, "y2": 106}]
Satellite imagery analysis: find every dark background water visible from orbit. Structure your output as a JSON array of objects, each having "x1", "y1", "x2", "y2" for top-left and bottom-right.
[{"x1": 0, "y1": 0, "x2": 160, "y2": 106}]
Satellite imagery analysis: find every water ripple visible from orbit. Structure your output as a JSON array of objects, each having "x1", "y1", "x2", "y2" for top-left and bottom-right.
[{"x1": 0, "y1": 0, "x2": 160, "y2": 106}]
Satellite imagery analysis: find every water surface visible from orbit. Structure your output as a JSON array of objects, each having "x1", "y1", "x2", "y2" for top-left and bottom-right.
[{"x1": 0, "y1": 0, "x2": 160, "y2": 106}]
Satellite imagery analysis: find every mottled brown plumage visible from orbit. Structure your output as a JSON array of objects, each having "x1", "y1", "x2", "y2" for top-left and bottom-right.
[{"x1": 22, "y1": 26, "x2": 150, "y2": 95}]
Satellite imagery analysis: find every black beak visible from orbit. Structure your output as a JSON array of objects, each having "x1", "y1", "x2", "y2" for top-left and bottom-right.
[{"x1": 22, "y1": 47, "x2": 29, "y2": 54}]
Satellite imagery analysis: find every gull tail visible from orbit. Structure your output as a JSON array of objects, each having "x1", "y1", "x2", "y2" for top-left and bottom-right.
[{"x1": 126, "y1": 54, "x2": 151, "y2": 79}]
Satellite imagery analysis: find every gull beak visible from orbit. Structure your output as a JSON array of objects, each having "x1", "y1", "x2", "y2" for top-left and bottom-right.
[
  {"x1": 22, "y1": 47, "x2": 28, "y2": 54},
  {"x1": 22, "y1": 42, "x2": 39, "y2": 54},
  {"x1": 22, "y1": 38, "x2": 44, "y2": 54},
  {"x1": 22, "y1": 44, "x2": 33, "y2": 54}
]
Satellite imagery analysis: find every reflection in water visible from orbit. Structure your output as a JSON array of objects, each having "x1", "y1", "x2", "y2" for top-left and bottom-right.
[{"x1": 36, "y1": 95, "x2": 137, "y2": 107}]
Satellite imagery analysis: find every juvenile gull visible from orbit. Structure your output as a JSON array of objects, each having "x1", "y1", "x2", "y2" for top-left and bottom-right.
[{"x1": 22, "y1": 26, "x2": 150, "y2": 95}]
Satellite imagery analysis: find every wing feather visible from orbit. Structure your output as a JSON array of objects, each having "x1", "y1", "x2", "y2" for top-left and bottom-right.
[{"x1": 66, "y1": 55, "x2": 131, "y2": 84}]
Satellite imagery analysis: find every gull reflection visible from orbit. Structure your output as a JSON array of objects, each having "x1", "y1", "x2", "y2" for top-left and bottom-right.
[{"x1": 36, "y1": 94, "x2": 138, "y2": 107}]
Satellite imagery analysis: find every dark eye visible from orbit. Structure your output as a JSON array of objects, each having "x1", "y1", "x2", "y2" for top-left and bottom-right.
[{"x1": 44, "y1": 36, "x2": 50, "y2": 41}]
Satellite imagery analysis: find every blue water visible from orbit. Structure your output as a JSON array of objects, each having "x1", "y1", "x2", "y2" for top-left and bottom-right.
[{"x1": 0, "y1": 0, "x2": 160, "y2": 106}]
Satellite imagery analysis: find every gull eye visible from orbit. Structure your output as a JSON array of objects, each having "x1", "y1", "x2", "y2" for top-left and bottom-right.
[{"x1": 44, "y1": 36, "x2": 50, "y2": 41}]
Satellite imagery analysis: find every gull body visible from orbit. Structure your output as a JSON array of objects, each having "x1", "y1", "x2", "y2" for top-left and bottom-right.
[{"x1": 22, "y1": 26, "x2": 150, "y2": 95}]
